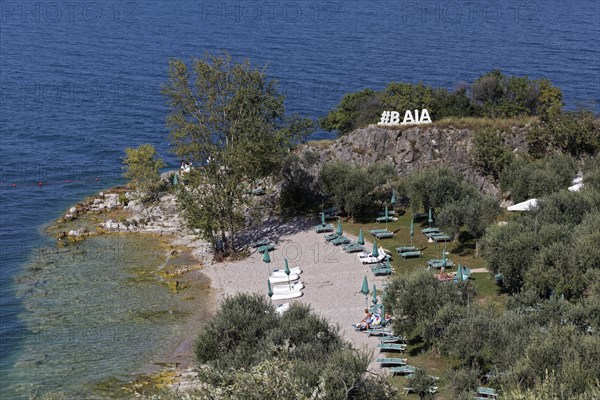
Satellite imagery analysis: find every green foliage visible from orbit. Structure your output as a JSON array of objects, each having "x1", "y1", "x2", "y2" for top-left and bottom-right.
[
  {"x1": 470, "y1": 127, "x2": 514, "y2": 180},
  {"x1": 122, "y1": 144, "x2": 166, "y2": 201},
  {"x1": 320, "y1": 161, "x2": 395, "y2": 218},
  {"x1": 406, "y1": 368, "x2": 437, "y2": 400},
  {"x1": 195, "y1": 293, "x2": 278, "y2": 369},
  {"x1": 191, "y1": 294, "x2": 397, "y2": 400},
  {"x1": 437, "y1": 194, "x2": 500, "y2": 240},
  {"x1": 472, "y1": 70, "x2": 557, "y2": 118},
  {"x1": 527, "y1": 110, "x2": 599, "y2": 158},
  {"x1": 499, "y1": 154, "x2": 577, "y2": 202},
  {"x1": 402, "y1": 168, "x2": 477, "y2": 212},
  {"x1": 319, "y1": 89, "x2": 381, "y2": 135},
  {"x1": 384, "y1": 269, "x2": 475, "y2": 340},
  {"x1": 278, "y1": 150, "x2": 322, "y2": 212},
  {"x1": 162, "y1": 52, "x2": 313, "y2": 253}
]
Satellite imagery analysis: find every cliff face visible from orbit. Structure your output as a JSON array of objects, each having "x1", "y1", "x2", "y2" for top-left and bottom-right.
[{"x1": 300, "y1": 124, "x2": 529, "y2": 195}]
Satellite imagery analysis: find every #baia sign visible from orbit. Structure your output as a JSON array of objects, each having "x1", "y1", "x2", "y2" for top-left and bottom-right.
[{"x1": 378, "y1": 109, "x2": 432, "y2": 126}]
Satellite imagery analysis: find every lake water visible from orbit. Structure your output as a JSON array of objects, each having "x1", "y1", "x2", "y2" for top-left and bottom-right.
[{"x1": 1, "y1": 0, "x2": 599, "y2": 398}]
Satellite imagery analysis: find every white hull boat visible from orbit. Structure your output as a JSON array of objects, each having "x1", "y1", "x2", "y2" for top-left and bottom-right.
[
  {"x1": 269, "y1": 273, "x2": 300, "y2": 284},
  {"x1": 272, "y1": 282, "x2": 304, "y2": 294},
  {"x1": 271, "y1": 267, "x2": 302, "y2": 277},
  {"x1": 271, "y1": 290, "x2": 303, "y2": 301}
]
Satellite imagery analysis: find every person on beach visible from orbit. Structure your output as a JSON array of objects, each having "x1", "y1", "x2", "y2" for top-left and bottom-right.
[{"x1": 356, "y1": 308, "x2": 372, "y2": 331}]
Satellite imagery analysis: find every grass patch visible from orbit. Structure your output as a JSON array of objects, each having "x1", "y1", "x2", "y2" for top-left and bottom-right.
[
  {"x1": 306, "y1": 139, "x2": 335, "y2": 149},
  {"x1": 433, "y1": 115, "x2": 538, "y2": 130}
]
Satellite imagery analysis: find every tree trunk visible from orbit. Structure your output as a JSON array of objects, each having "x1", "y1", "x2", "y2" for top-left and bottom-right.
[{"x1": 475, "y1": 240, "x2": 481, "y2": 258}]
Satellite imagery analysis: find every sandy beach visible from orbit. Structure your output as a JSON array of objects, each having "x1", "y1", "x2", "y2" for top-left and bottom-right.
[{"x1": 172, "y1": 216, "x2": 393, "y2": 370}]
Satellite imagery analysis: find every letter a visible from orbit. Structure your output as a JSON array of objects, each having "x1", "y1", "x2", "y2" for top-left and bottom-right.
[
  {"x1": 420, "y1": 109, "x2": 432, "y2": 124},
  {"x1": 402, "y1": 110, "x2": 415, "y2": 125}
]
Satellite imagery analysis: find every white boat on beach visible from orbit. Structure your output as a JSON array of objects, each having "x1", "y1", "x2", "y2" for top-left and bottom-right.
[
  {"x1": 269, "y1": 273, "x2": 300, "y2": 284},
  {"x1": 271, "y1": 267, "x2": 302, "y2": 277},
  {"x1": 271, "y1": 290, "x2": 303, "y2": 301},
  {"x1": 272, "y1": 281, "x2": 304, "y2": 294}
]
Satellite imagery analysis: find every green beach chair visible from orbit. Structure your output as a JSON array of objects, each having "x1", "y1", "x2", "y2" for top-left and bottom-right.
[
  {"x1": 324, "y1": 232, "x2": 339, "y2": 241},
  {"x1": 343, "y1": 243, "x2": 364, "y2": 253},
  {"x1": 400, "y1": 250, "x2": 422, "y2": 259},
  {"x1": 249, "y1": 238, "x2": 270, "y2": 248},
  {"x1": 421, "y1": 227, "x2": 440, "y2": 234},
  {"x1": 330, "y1": 236, "x2": 350, "y2": 246},
  {"x1": 257, "y1": 243, "x2": 275, "y2": 253},
  {"x1": 477, "y1": 387, "x2": 498, "y2": 397},
  {"x1": 369, "y1": 229, "x2": 388, "y2": 236},
  {"x1": 377, "y1": 343, "x2": 406, "y2": 352},
  {"x1": 396, "y1": 246, "x2": 417, "y2": 253},
  {"x1": 376, "y1": 357, "x2": 407, "y2": 366},
  {"x1": 432, "y1": 234, "x2": 452, "y2": 242},
  {"x1": 390, "y1": 365, "x2": 416, "y2": 375},
  {"x1": 373, "y1": 231, "x2": 395, "y2": 239},
  {"x1": 315, "y1": 224, "x2": 334, "y2": 233}
]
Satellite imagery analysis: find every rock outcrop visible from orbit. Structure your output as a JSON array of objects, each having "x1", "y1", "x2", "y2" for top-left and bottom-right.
[{"x1": 299, "y1": 124, "x2": 528, "y2": 195}]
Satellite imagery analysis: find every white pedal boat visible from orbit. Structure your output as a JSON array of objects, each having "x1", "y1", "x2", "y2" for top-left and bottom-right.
[
  {"x1": 271, "y1": 267, "x2": 302, "y2": 277},
  {"x1": 271, "y1": 290, "x2": 303, "y2": 301},
  {"x1": 272, "y1": 281, "x2": 304, "y2": 294},
  {"x1": 269, "y1": 273, "x2": 300, "y2": 284}
]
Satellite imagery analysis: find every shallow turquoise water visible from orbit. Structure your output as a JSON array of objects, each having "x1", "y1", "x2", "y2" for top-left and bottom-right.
[{"x1": 4, "y1": 233, "x2": 209, "y2": 399}]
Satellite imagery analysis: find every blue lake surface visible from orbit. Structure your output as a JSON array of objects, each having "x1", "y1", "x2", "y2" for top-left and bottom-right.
[{"x1": 1, "y1": 0, "x2": 599, "y2": 397}]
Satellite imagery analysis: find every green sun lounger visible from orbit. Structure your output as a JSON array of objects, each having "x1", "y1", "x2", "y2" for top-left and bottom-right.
[
  {"x1": 396, "y1": 246, "x2": 417, "y2": 253},
  {"x1": 324, "y1": 233, "x2": 339, "y2": 241},
  {"x1": 400, "y1": 251, "x2": 422, "y2": 259},
  {"x1": 380, "y1": 336, "x2": 404, "y2": 343},
  {"x1": 421, "y1": 227, "x2": 440, "y2": 234},
  {"x1": 373, "y1": 231, "x2": 395, "y2": 239},
  {"x1": 343, "y1": 243, "x2": 365, "y2": 253},
  {"x1": 424, "y1": 231, "x2": 446, "y2": 238},
  {"x1": 368, "y1": 229, "x2": 388, "y2": 236},
  {"x1": 375, "y1": 216, "x2": 396, "y2": 222},
  {"x1": 249, "y1": 238, "x2": 270, "y2": 248},
  {"x1": 404, "y1": 386, "x2": 437, "y2": 394},
  {"x1": 257, "y1": 244, "x2": 274, "y2": 253},
  {"x1": 427, "y1": 259, "x2": 455, "y2": 268},
  {"x1": 366, "y1": 328, "x2": 394, "y2": 337},
  {"x1": 377, "y1": 343, "x2": 406, "y2": 352},
  {"x1": 376, "y1": 357, "x2": 407, "y2": 366},
  {"x1": 432, "y1": 235, "x2": 452, "y2": 242},
  {"x1": 330, "y1": 236, "x2": 350, "y2": 246},
  {"x1": 390, "y1": 365, "x2": 416, "y2": 375},
  {"x1": 315, "y1": 224, "x2": 333, "y2": 233},
  {"x1": 477, "y1": 387, "x2": 498, "y2": 397},
  {"x1": 372, "y1": 267, "x2": 393, "y2": 276}
]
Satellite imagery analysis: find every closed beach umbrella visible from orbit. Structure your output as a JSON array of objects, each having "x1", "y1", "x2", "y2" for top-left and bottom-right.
[
  {"x1": 372, "y1": 240, "x2": 379, "y2": 258},
  {"x1": 372, "y1": 284, "x2": 378, "y2": 305},
  {"x1": 391, "y1": 191, "x2": 397, "y2": 207},
  {"x1": 358, "y1": 229, "x2": 365, "y2": 246},
  {"x1": 262, "y1": 249, "x2": 271, "y2": 264},
  {"x1": 284, "y1": 258, "x2": 291, "y2": 290},
  {"x1": 267, "y1": 279, "x2": 273, "y2": 298},
  {"x1": 172, "y1": 173, "x2": 179, "y2": 186},
  {"x1": 428, "y1": 208, "x2": 433, "y2": 227},
  {"x1": 321, "y1": 211, "x2": 326, "y2": 226},
  {"x1": 360, "y1": 276, "x2": 369, "y2": 307},
  {"x1": 336, "y1": 219, "x2": 343, "y2": 236},
  {"x1": 384, "y1": 205, "x2": 389, "y2": 230},
  {"x1": 456, "y1": 264, "x2": 463, "y2": 282},
  {"x1": 442, "y1": 246, "x2": 447, "y2": 270}
]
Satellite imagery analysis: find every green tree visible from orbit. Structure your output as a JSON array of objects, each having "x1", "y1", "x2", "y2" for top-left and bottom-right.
[
  {"x1": 470, "y1": 127, "x2": 514, "y2": 180},
  {"x1": 527, "y1": 110, "x2": 599, "y2": 158},
  {"x1": 320, "y1": 161, "x2": 395, "y2": 219},
  {"x1": 319, "y1": 89, "x2": 381, "y2": 135},
  {"x1": 122, "y1": 144, "x2": 166, "y2": 201},
  {"x1": 406, "y1": 368, "x2": 437, "y2": 399},
  {"x1": 162, "y1": 52, "x2": 312, "y2": 254}
]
